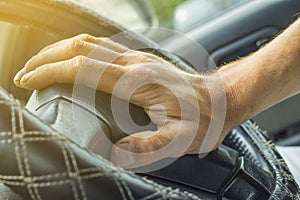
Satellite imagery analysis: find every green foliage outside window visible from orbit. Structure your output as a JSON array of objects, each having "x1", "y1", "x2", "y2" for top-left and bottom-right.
[{"x1": 148, "y1": 0, "x2": 186, "y2": 28}]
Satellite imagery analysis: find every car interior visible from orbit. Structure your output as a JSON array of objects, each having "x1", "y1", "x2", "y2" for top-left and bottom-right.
[{"x1": 0, "y1": 0, "x2": 299, "y2": 199}]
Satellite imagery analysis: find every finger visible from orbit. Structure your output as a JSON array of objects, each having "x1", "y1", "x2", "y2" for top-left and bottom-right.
[
  {"x1": 110, "y1": 123, "x2": 179, "y2": 169},
  {"x1": 74, "y1": 34, "x2": 129, "y2": 53},
  {"x1": 14, "y1": 40, "x2": 121, "y2": 86},
  {"x1": 92, "y1": 37, "x2": 129, "y2": 53},
  {"x1": 39, "y1": 34, "x2": 129, "y2": 54},
  {"x1": 41, "y1": 34, "x2": 103, "y2": 52},
  {"x1": 15, "y1": 39, "x2": 100, "y2": 86},
  {"x1": 18, "y1": 56, "x2": 125, "y2": 91},
  {"x1": 30, "y1": 39, "x2": 120, "y2": 71}
]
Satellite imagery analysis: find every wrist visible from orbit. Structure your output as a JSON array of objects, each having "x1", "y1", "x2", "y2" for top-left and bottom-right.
[
  {"x1": 189, "y1": 72, "x2": 239, "y2": 137},
  {"x1": 217, "y1": 63, "x2": 251, "y2": 128}
]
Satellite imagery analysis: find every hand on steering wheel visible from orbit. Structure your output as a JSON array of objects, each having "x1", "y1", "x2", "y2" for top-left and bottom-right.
[{"x1": 14, "y1": 34, "x2": 232, "y2": 168}]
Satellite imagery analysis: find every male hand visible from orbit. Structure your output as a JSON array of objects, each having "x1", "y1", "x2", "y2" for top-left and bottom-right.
[{"x1": 14, "y1": 34, "x2": 231, "y2": 168}]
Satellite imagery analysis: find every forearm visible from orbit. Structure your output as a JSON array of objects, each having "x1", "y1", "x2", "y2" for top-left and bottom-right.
[{"x1": 218, "y1": 18, "x2": 300, "y2": 127}]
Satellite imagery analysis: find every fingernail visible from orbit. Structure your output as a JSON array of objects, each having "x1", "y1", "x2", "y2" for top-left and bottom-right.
[
  {"x1": 14, "y1": 68, "x2": 25, "y2": 83},
  {"x1": 111, "y1": 143, "x2": 135, "y2": 168},
  {"x1": 20, "y1": 71, "x2": 35, "y2": 83}
]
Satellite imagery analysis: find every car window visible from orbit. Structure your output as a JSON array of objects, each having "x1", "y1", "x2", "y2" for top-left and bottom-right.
[
  {"x1": 69, "y1": 0, "x2": 250, "y2": 33},
  {"x1": 148, "y1": 0, "x2": 250, "y2": 31},
  {"x1": 72, "y1": 0, "x2": 157, "y2": 29}
]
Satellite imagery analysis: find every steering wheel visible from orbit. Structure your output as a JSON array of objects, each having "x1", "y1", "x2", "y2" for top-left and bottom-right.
[
  {"x1": 20, "y1": 82, "x2": 298, "y2": 200},
  {"x1": 0, "y1": 0, "x2": 299, "y2": 199}
]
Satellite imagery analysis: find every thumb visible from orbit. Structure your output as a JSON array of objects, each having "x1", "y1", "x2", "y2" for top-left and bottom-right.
[{"x1": 110, "y1": 125, "x2": 176, "y2": 169}]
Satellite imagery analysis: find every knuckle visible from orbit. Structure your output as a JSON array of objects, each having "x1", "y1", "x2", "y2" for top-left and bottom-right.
[
  {"x1": 72, "y1": 56, "x2": 87, "y2": 69},
  {"x1": 76, "y1": 33, "x2": 93, "y2": 41},
  {"x1": 130, "y1": 143, "x2": 140, "y2": 153},
  {"x1": 100, "y1": 37, "x2": 112, "y2": 46},
  {"x1": 100, "y1": 37, "x2": 110, "y2": 42},
  {"x1": 139, "y1": 51, "x2": 158, "y2": 61},
  {"x1": 150, "y1": 137, "x2": 165, "y2": 151},
  {"x1": 127, "y1": 52, "x2": 154, "y2": 64},
  {"x1": 68, "y1": 39, "x2": 86, "y2": 52},
  {"x1": 113, "y1": 54, "x2": 127, "y2": 64},
  {"x1": 131, "y1": 65, "x2": 156, "y2": 80}
]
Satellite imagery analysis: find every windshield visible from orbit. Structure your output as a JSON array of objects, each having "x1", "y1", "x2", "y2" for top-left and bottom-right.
[
  {"x1": 148, "y1": 0, "x2": 251, "y2": 31},
  {"x1": 62, "y1": 0, "x2": 251, "y2": 32},
  {"x1": 72, "y1": 0, "x2": 156, "y2": 29}
]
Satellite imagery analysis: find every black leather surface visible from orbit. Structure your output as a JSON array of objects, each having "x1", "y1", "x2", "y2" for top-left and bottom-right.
[{"x1": 0, "y1": 87, "x2": 201, "y2": 200}]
